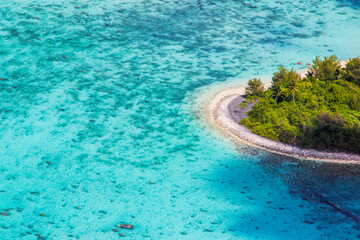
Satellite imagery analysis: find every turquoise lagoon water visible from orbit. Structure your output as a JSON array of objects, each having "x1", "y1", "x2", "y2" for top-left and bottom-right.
[{"x1": 1, "y1": 0, "x2": 360, "y2": 239}]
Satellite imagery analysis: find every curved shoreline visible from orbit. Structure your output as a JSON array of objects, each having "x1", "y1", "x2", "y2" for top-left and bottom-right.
[{"x1": 203, "y1": 61, "x2": 360, "y2": 164}]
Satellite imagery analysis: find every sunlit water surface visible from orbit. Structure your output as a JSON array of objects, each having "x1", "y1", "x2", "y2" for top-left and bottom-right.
[{"x1": 1, "y1": 0, "x2": 360, "y2": 239}]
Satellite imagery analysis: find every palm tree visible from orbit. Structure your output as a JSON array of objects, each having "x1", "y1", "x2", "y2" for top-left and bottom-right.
[
  {"x1": 275, "y1": 87, "x2": 286, "y2": 102},
  {"x1": 287, "y1": 84, "x2": 299, "y2": 103},
  {"x1": 275, "y1": 85, "x2": 299, "y2": 103}
]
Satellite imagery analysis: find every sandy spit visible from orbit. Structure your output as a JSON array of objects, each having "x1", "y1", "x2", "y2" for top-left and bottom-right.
[{"x1": 201, "y1": 60, "x2": 360, "y2": 164}]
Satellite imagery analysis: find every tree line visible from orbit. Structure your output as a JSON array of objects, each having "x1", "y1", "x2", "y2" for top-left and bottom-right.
[{"x1": 242, "y1": 56, "x2": 360, "y2": 154}]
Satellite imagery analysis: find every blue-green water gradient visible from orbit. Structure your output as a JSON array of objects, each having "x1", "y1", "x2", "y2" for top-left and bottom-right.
[{"x1": 1, "y1": 0, "x2": 360, "y2": 239}]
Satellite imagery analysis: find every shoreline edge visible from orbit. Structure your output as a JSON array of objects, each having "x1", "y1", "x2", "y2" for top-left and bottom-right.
[{"x1": 203, "y1": 61, "x2": 360, "y2": 164}]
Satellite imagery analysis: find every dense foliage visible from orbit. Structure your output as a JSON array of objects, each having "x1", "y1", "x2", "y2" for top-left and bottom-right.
[
  {"x1": 245, "y1": 78, "x2": 265, "y2": 97},
  {"x1": 241, "y1": 56, "x2": 360, "y2": 154}
]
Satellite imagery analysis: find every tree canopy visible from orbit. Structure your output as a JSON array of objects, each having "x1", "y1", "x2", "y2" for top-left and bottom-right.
[
  {"x1": 241, "y1": 56, "x2": 360, "y2": 154},
  {"x1": 245, "y1": 78, "x2": 265, "y2": 97}
]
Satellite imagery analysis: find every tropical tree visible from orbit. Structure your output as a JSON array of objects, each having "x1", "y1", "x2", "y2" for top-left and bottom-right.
[
  {"x1": 275, "y1": 86, "x2": 287, "y2": 102},
  {"x1": 245, "y1": 78, "x2": 265, "y2": 97},
  {"x1": 287, "y1": 84, "x2": 299, "y2": 103},
  {"x1": 271, "y1": 66, "x2": 301, "y2": 101},
  {"x1": 307, "y1": 55, "x2": 341, "y2": 81},
  {"x1": 242, "y1": 55, "x2": 360, "y2": 154},
  {"x1": 343, "y1": 57, "x2": 360, "y2": 86}
]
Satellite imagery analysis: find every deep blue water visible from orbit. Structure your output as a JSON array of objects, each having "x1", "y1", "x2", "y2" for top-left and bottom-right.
[{"x1": 1, "y1": 0, "x2": 360, "y2": 239}]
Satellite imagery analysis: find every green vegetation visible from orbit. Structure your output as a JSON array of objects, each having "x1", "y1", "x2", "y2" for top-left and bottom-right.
[
  {"x1": 307, "y1": 55, "x2": 341, "y2": 81},
  {"x1": 238, "y1": 95, "x2": 258, "y2": 109},
  {"x1": 241, "y1": 56, "x2": 360, "y2": 154},
  {"x1": 342, "y1": 57, "x2": 360, "y2": 86},
  {"x1": 245, "y1": 78, "x2": 265, "y2": 97}
]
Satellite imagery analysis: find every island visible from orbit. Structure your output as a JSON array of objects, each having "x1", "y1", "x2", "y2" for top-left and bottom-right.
[{"x1": 208, "y1": 56, "x2": 360, "y2": 163}]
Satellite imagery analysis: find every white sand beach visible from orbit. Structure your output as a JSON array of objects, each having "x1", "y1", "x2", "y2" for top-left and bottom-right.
[{"x1": 204, "y1": 60, "x2": 360, "y2": 164}]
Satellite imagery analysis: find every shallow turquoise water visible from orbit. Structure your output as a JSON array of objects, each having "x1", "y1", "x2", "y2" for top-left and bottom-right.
[{"x1": 1, "y1": 0, "x2": 360, "y2": 239}]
